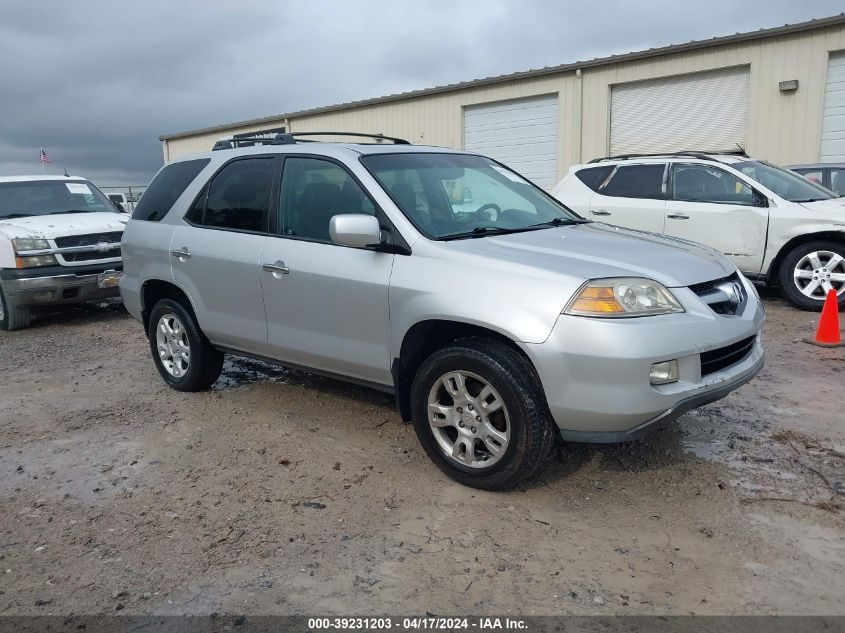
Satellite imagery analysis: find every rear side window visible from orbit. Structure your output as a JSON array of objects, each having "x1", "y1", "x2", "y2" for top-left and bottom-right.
[
  {"x1": 575, "y1": 166, "x2": 613, "y2": 192},
  {"x1": 601, "y1": 164, "x2": 665, "y2": 199},
  {"x1": 831, "y1": 168, "x2": 844, "y2": 196},
  {"x1": 188, "y1": 157, "x2": 274, "y2": 233},
  {"x1": 132, "y1": 159, "x2": 210, "y2": 221}
]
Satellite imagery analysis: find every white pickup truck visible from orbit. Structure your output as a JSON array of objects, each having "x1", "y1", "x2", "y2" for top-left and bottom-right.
[
  {"x1": 0, "y1": 175, "x2": 127, "y2": 330},
  {"x1": 553, "y1": 152, "x2": 845, "y2": 310}
]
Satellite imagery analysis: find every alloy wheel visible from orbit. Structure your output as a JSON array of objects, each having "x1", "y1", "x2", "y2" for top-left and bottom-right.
[
  {"x1": 155, "y1": 313, "x2": 190, "y2": 378},
  {"x1": 427, "y1": 370, "x2": 510, "y2": 469},
  {"x1": 792, "y1": 250, "x2": 845, "y2": 299}
]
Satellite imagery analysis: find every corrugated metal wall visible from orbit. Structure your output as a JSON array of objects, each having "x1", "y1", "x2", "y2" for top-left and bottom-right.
[{"x1": 164, "y1": 23, "x2": 845, "y2": 179}]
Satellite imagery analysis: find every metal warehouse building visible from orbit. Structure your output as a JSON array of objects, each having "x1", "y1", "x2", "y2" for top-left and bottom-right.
[{"x1": 161, "y1": 14, "x2": 845, "y2": 189}]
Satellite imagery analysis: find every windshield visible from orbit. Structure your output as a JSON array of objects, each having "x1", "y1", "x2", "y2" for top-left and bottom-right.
[
  {"x1": 0, "y1": 180, "x2": 117, "y2": 219},
  {"x1": 734, "y1": 160, "x2": 837, "y2": 203},
  {"x1": 360, "y1": 153, "x2": 583, "y2": 239}
]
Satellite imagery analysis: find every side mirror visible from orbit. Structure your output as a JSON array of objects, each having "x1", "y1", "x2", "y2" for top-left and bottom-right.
[
  {"x1": 329, "y1": 214, "x2": 382, "y2": 248},
  {"x1": 752, "y1": 190, "x2": 769, "y2": 208}
]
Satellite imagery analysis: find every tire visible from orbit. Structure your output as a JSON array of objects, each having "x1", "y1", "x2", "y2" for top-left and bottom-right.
[
  {"x1": 147, "y1": 298, "x2": 223, "y2": 391},
  {"x1": 778, "y1": 240, "x2": 845, "y2": 311},
  {"x1": 410, "y1": 338, "x2": 556, "y2": 491},
  {"x1": 0, "y1": 287, "x2": 32, "y2": 331}
]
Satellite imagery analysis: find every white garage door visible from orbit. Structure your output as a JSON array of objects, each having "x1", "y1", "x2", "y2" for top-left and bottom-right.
[
  {"x1": 463, "y1": 95, "x2": 559, "y2": 188},
  {"x1": 820, "y1": 51, "x2": 845, "y2": 162},
  {"x1": 610, "y1": 67, "x2": 750, "y2": 156}
]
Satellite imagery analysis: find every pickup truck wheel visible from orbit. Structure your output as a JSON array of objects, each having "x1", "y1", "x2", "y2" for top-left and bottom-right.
[
  {"x1": 0, "y1": 287, "x2": 32, "y2": 331},
  {"x1": 148, "y1": 299, "x2": 223, "y2": 391},
  {"x1": 411, "y1": 338, "x2": 555, "y2": 490},
  {"x1": 778, "y1": 240, "x2": 845, "y2": 311}
]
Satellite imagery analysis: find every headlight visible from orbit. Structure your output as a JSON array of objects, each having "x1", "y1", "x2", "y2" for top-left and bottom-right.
[
  {"x1": 11, "y1": 238, "x2": 50, "y2": 252},
  {"x1": 16, "y1": 255, "x2": 58, "y2": 268},
  {"x1": 564, "y1": 277, "x2": 684, "y2": 317}
]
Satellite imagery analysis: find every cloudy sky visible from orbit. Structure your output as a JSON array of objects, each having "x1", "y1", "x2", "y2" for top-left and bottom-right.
[{"x1": 0, "y1": 0, "x2": 842, "y2": 185}]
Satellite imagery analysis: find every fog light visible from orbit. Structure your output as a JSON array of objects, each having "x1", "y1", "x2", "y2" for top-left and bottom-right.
[{"x1": 650, "y1": 360, "x2": 679, "y2": 385}]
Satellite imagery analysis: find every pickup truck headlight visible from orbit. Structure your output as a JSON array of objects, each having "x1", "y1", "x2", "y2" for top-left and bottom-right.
[
  {"x1": 16, "y1": 255, "x2": 58, "y2": 268},
  {"x1": 11, "y1": 238, "x2": 50, "y2": 252},
  {"x1": 564, "y1": 278, "x2": 684, "y2": 317},
  {"x1": 11, "y1": 239, "x2": 57, "y2": 268}
]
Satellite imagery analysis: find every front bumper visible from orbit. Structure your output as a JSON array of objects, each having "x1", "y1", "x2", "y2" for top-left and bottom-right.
[
  {"x1": 520, "y1": 278, "x2": 765, "y2": 441},
  {"x1": 0, "y1": 263, "x2": 123, "y2": 307}
]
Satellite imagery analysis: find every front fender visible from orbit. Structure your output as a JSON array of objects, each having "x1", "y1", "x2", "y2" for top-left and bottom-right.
[
  {"x1": 763, "y1": 221, "x2": 845, "y2": 276},
  {"x1": 388, "y1": 254, "x2": 574, "y2": 359}
]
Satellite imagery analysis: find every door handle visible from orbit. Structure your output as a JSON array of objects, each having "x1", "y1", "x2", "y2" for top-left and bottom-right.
[
  {"x1": 591, "y1": 209, "x2": 612, "y2": 216},
  {"x1": 170, "y1": 248, "x2": 191, "y2": 259},
  {"x1": 262, "y1": 260, "x2": 290, "y2": 276},
  {"x1": 667, "y1": 213, "x2": 690, "y2": 220}
]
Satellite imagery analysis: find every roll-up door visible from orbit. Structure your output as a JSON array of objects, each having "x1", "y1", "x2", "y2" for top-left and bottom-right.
[
  {"x1": 610, "y1": 67, "x2": 750, "y2": 156},
  {"x1": 820, "y1": 51, "x2": 845, "y2": 162},
  {"x1": 464, "y1": 95, "x2": 559, "y2": 188}
]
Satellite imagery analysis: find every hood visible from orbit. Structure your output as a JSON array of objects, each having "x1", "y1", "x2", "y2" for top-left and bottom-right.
[
  {"x1": 799, "y1": 198, "x2": 845, "y2": 214},
  {"x1": 442, "y1": 222, "x2": 735, "y2": 287},
  {"x1": 0, "y1": 212, "x2": 128, "y2": 240}
]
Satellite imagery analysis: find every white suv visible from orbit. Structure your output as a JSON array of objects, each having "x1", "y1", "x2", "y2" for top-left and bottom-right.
[
  {"x1": 0, "y1": 175, "x2": 126, "y2": 330},
  {"x1": 552, "y1": 152, "x2": 845, "y2": 310}
]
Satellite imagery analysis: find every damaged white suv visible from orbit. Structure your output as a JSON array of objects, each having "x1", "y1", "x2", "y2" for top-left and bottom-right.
[
  {"x1": 0, "y1": 176, "x2": 126, "y2": 330},
  {"x1": 553, "y1": 152, "x2": 845, "y2": 310}
]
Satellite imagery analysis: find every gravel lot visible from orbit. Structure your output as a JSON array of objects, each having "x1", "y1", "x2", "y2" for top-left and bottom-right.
[{"x1": 1, "y1": 293, "x2": 843, "y2": 616}]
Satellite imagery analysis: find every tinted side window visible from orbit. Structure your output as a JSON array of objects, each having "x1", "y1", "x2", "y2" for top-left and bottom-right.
[
  {"x1": 196, "y1": 158, "x2": 274, "y2": 232},
  {"x1": 831, "y1": 169, "x2": 844, "y2": 196},
  {"x1": 575, "y1": 166, "x2": 614, "y2": 192},
  {"x1": 793, "y1": 168, "x2": 824, "y2": 187},
  {"x1": 278, "y1": 157, "x2": 375, "y2": 243},
  {"x1": 132, "y1": 158, "x2": 210, "y2": 221},
  {"x1": 672, "y1": 164, "x2": 754, "y2": 205},
  {"x1": 601, "y1": 164, "x2": 665, "y2": 199}
]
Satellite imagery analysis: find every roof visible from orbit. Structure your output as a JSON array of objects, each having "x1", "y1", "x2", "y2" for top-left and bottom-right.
[
  {"x1": 161, "y1": 13, "x2": 845, "y2": 142},
  {"x1": 0, "y1": 175, "x2": 86, "y2": 183}
]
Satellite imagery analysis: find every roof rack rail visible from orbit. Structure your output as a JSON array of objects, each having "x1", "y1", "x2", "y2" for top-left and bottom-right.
[
  {"x1": 587, "y1": 148, "x2": 748, "y2": 164},
  {"x1": 212, "y1": 131, "x2": 411, "y2": 151},
  {"x1": 285, "y1": 132, "x2": 411, "y2": 144}
]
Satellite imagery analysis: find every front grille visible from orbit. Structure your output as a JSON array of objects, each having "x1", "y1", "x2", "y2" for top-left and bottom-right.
[
  {"x1": 54, "y1": 231, "x2": 123, "y2": 248},
  {"x1": 700, "y1": 336, "x2": 755, "y2": 377},
  {"x1": 689, "y1": 272, "x2": 745, "y2": 316},
  {"x1": 62, "y1": 248, "x2": 121, "y2": 262}
]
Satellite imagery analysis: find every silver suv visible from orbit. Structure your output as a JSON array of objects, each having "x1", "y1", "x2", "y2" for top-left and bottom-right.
[{"x1": 120, "y1": 132, "x2": 765, "y2": 489}]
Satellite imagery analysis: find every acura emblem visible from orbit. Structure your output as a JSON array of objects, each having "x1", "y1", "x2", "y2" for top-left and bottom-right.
[{"x1": 716, "y1": 281, "x2": 743, "y2": 304}]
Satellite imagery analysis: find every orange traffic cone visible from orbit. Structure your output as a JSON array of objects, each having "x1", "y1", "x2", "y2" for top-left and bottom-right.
[{"x1": 804, "y1": 289, "x2": 844, "y2": 347}]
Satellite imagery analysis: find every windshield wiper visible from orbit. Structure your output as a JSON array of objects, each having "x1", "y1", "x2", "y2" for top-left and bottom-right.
[
  {"x1": 526, "y1": 217, "x2": 592, "y2": 229},
  {"x1": 440, "y1": 218, "x2": 590, "y2": 241},
  {"x1": 49, "y1": 209, "x2": 93, "y2": 215},
  {"x1": 440, "y1": 226, "x2": 540, "y2": 241},
  {"x1": 0, "y1": 213, "x2": 36, "y2": 219},
  {"x1": 794, "y1": 198, "x2": 826, "y2": 203}
]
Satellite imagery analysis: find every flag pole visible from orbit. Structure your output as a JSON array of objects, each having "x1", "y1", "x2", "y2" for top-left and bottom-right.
[{"x1": 40, "y1": 148, "x2": 45, "y2": 174}]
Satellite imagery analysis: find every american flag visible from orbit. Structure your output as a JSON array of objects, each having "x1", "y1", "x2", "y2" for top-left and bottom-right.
[{"x1": 39, "y1": 148, "x2": 52, "y2": 165}]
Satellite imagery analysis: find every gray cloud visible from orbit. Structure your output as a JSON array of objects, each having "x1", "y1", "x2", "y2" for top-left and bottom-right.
[{"x1": 1, "y1": 0, "x2": 842, "y2": 185}]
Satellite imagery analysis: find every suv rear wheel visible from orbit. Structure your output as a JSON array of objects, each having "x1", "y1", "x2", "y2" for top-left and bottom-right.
[
  {"x1": 148, "y1": 298, "x2": 223, "y2": 391},
  {"x1": 778, "y1": 240, "x2": 845, "y2": 311},
  {"x1": 410, "y1": 338, "x2": 555, "y2": 490},
  {"x1": 0, "y1": 287, "x2": 32, "y2": 331}
]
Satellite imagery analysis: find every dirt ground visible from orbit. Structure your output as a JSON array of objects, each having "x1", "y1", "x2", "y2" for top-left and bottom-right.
[{"x1": 1, "y1": 291, "x2": 844, "y2": 616}]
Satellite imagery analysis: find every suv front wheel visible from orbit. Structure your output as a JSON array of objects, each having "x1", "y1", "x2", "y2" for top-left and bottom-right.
[
  {"x1": 148, "y1": 298, "x2": 223, "y2": 391},
  {"x1": 778, "y1": 240, "x2": 845, "y2": 311},
  {"x1": 410, "y1": 338, "x2": 556, "y2": 490}
]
